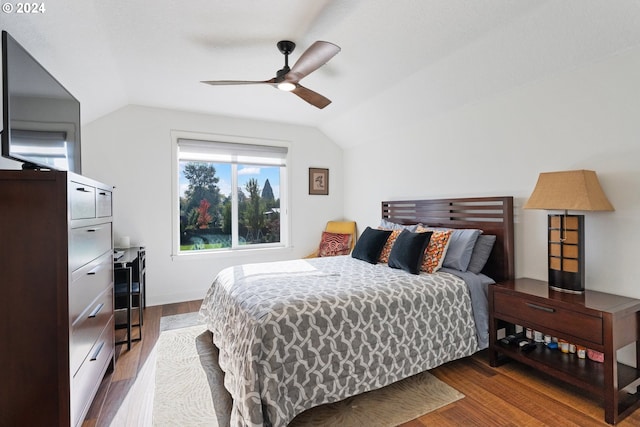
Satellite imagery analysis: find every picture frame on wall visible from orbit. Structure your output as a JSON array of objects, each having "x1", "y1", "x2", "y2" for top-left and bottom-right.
[{"x1": 309, "y1": 168, "x2": 329, "y2": 195}]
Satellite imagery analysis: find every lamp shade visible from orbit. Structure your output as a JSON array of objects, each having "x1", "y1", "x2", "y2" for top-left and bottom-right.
[{"x1": 523, "y1": 170, "x2": 614, "y2": 211}]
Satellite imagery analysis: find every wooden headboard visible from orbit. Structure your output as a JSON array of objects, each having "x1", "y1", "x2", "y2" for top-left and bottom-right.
[{"x1": 381, "y1": 196, "x2": 514, "y2": 282}]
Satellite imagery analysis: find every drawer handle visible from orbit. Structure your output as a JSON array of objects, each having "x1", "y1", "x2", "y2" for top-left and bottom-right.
[
  {"x1": 98, "y1": 192, "x2": 108, "y2": 196},
  {"x1": 526, "y1": 302, "x2": 555, "y2": 313},
  {"x1": 76, "y1": 187, "x2": 91, "y2": 193},
  {"x1": 88, "y1": 303, "x2": 104, "y2": 318},
  {"x1": 86, "y1": 227, "x2": 101, "y2": 233},
  {"x1": 90, "y1": 341, "x2": 105, "y2": 361},
  {"x1": 87, "y1": 266, "x2": 100, "y2": 275}
]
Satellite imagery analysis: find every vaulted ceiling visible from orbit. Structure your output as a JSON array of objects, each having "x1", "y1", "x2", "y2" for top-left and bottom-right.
[{"x1": 3, "y1": 0, "x2": 640, "y2": 149}]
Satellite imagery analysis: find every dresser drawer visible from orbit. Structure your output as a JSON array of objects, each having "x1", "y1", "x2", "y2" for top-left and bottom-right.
[
  {"x1": 70, "y1": 252, "x2": 113, "y2": 325},
  {"x1": 69, "y1": 223, "x2": 112, "y2": 271},
  {"x1": 70, "y1": 181, "x2": 96, "y2": 219},
  {"x1": 70, "y1": 287, "x2": 113, "y2": 376},
  {"x1": 71, "y1": 317, "x2": 114, "y2": 427},
  {"x1": 494, "y1": 291, "x2": 603, "y2": 345},
  {"x1": 96, "y1": 188, "x2": 112, "y2": 217}
]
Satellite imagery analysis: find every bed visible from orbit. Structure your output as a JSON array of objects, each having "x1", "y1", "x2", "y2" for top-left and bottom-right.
[{"x1": 199, "y1": 196, "x2": 514, "y2": 427}]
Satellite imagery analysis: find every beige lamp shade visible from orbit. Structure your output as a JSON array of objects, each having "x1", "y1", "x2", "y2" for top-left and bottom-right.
[{"x1": 523, "y1": 170, "x2": 614, "y2": 211}]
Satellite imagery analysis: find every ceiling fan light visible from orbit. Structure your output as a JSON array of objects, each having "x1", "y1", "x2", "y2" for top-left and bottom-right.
[{"x1": 277, "y1": 81, "x2": 296, "y2": 91}]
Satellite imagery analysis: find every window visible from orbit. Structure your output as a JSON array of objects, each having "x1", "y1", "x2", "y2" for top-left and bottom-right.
[{"x1": 173, "y1": 136, "x2": 288, "y2": 254}]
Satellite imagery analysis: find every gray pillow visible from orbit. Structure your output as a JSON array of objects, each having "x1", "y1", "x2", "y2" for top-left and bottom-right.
[
  {"x1": 467, "y1": 235, "x2": 497, "y2": 274},
  {"x1": 379, "y1": 218, "x2": 420, "y2": 232},
  {"x1": 430, "y1": 228, "x2": 481, "y2": 271}
]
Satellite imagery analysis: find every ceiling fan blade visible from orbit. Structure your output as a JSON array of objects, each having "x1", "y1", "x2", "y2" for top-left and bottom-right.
[
  {"x1": 291, "y1": 84, "x2": 332, "y2": 109},
  {"x1": 286, "y1": 41, "x2": 340, "y2": 83},
  {"x1": 202, "y1": 78, "x2": 276, "y2": 86}
]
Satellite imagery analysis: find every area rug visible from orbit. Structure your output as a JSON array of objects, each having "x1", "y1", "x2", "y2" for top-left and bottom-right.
[
  {"x1": 152, "y1": 317, "x2": 464, "y2": 427},
  {"x1": 159, "y1": 311, "x2": 204, "y2": 332}
]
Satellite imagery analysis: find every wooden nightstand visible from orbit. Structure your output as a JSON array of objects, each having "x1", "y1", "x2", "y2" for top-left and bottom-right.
[{"x1": 489, "y1": 278, "x2": 640, "y2": 424}]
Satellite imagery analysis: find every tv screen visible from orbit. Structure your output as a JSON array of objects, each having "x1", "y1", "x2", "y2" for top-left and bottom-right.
[{"x1": 1, "y1": 31, "x2": 81, "y2": 173}]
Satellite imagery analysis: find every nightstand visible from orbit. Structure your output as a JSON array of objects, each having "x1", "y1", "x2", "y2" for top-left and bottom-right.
[{"x1": 489, "y1": 278, "x2": 640, "y2": 424}]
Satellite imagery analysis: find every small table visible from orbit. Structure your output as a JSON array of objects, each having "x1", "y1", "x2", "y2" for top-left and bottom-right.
[
  {"x1": 114, "y1": 246, "x2": 141, "y2": 268},
  {"x1": 113, "y1": 247, "x2": 145, "y2": 349},
  {"x1": 489, "y1": 278, "x2": 640, "y2": 424},
  {"x1": 114, "y1": 246, "x2": 146, "y2": 308}
]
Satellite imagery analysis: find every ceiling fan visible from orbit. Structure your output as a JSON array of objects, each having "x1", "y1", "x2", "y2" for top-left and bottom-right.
[{"x1": 202, "y1": 40, "x2": 341, "y2": 109}]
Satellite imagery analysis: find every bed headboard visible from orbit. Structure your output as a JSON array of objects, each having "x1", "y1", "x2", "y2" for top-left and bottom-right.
[{"x1": 381, "y1": 196, "x2": 514, "y2": 282}]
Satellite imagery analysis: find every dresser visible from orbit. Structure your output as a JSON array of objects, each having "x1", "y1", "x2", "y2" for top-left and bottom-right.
[
  {"x1": 489, "y1": 278, "x2": 640, "y2": 424},
  {"x1": 0, "y1": 170, "x2": 115, "y2": 427}
]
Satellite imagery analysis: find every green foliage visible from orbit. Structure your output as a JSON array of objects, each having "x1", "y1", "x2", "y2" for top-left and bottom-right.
[
  {"x1": 222, "y1": 198, "x2": 232, "y2": 235},
  {"x1": 183, "y1": 163, "x2": 219, "y2": 189},
  {"x1": 181, "y1": 162, "x2": 222, "y2": 227},
  {"x1": 184, "y1": 208, "x2": 200, "y2": 231},
  {"x1": 243, "y1": 178, "x2": 265, "y2": 237}
]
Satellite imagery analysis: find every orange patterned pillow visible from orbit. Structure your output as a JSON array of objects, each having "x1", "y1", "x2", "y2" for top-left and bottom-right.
[
  {"x1": 318, "y1": 232, "x2": 352, "y2": 257},
  {"x1": 417, "y1": 227, "x2": 452, "y2": 273},
  {"x1": 378, "y1": 229, "x2": 402, "y2": 263}
]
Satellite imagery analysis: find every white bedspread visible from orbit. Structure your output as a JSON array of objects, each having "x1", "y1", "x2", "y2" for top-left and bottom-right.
[{"x1": 199, "y1": 255, "x2": 479, "y2": 426}]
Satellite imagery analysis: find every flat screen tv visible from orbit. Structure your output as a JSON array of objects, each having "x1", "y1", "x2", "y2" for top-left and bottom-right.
[{"x1": 1, "y1": 30, "x2": 81, "y2": 173}]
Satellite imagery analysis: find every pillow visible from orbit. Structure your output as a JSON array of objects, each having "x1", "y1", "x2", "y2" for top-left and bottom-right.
[
  {"x1": 379, "y1": 218, "x2": 420, "y2": 232},
  {"x1": 351, "y1": 227, "x2": 392, "y2": 264},
  {"x1": 388, "y1": 230, "x2": 433, "y2": 274},
  {"x1": 378, "y1": 229, "x2": 402, "y2": 263},
  {"x1": 318, "y1": 231, "x2": 352, "y2": 257},
  {"x1": 467, "y1": 235, "x2": 497, "y2": 274},
  {"x1": 417, "y1": 227, "x2": 452, "y2": 273},
  {"x1": 428, "y1": 228, "x2": 481, "y2": 271}
]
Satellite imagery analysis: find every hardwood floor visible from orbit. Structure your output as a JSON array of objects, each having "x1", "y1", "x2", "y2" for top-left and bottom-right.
[{"x1": 84, "y1": 300, "x2": 640, "y2": 426}]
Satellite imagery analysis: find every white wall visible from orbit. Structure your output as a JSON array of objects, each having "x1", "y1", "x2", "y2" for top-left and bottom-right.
[
  {"x1": 82, "y1": 105, "x2": 344, "y2": 305},
  {"x1": 342, "y1": 45, "x2": 640, "y2": 300}
]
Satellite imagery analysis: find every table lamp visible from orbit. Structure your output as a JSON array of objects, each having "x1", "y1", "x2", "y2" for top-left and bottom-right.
[{"x1": 524, "y1": 170, "x2": 614, "y2": 293}]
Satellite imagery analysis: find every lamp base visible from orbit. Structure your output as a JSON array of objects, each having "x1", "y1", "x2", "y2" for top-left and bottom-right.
[
  {"x1": 549, "y1": 268, "x2": 584, "y2": 293},
  {"x1": 547, "y1": 214, "x2": 585, "y2": 293},
  {"x1": 549, "y1": 285, "x2": 585, "y2": 294}
]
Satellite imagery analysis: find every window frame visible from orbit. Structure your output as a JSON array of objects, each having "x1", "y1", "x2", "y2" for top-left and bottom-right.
[{"x1": 171, "y1": 130, "x2": 291, "y2": 257}]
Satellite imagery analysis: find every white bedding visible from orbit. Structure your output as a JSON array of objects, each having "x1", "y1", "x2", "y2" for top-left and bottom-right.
[{"x1": 199, "y1": 255, "x2": 480, "y2": 426}]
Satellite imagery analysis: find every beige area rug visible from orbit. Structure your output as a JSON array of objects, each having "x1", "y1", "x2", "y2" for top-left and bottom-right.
[{"x1": 152, "y1": 314, "x2": 465, "y2": 427}]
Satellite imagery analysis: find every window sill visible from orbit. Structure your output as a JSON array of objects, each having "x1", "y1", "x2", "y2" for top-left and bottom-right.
[{"x1": 171, "y1": 245, "x2": 294, "y2": 262}]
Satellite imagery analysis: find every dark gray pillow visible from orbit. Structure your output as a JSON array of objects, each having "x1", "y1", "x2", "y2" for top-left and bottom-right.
[
  {"x1": 351, "y1": 227, "x2": 392, "y2": 264},
  {"x1": 467, "y1": 235, "x2": 497, "y2": 274},
  {"x1": 388, "y1": 230, "x2": 432, "y2": 274}
]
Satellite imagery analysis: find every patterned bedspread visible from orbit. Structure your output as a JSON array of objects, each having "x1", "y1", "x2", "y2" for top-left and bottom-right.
[{"x1": 199, "y1": 255, "x2": 479, "y2": 427}]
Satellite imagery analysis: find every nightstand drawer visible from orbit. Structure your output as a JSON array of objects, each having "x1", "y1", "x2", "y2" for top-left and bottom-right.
[{"x1": 494, "y1": 291, "x2": 603, "y2": 345}]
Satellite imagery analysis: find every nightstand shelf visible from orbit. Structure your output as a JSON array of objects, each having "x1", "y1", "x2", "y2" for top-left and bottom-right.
[
  {"x1": 489, "y1": 278, "x2": 640, "y2": 424},
  {"x1": 494, "y1": 339, "x2": 640, "y2": 396}
]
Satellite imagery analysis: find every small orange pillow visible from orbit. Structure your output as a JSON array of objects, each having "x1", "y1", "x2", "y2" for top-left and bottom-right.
[
  {"x1": 378, "y1": 229, "x2": 402, "y2": 263},
  {"x1": 318, "y1": 232, "x2": 352, "y2": 257},
  {"x1": 417, "y1": 227, "x2": 452, "y2": 273}
]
